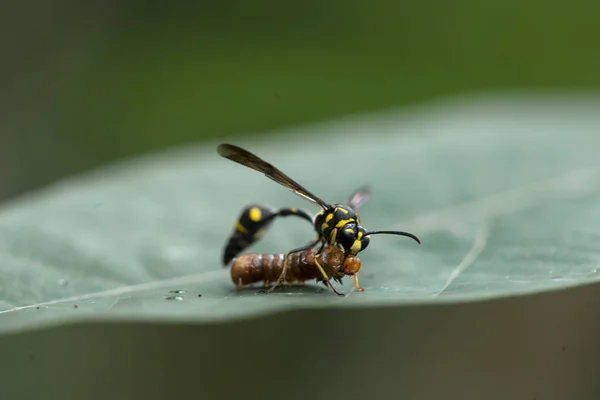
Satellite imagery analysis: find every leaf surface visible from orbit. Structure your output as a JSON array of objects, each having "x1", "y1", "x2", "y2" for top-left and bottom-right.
[{"x1": 1, "y1": 92, "x2": 600, "y2": 334}]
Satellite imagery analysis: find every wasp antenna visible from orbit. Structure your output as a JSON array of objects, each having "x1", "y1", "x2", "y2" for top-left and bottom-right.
[{"x1": 363, "y1": 230, "x2": 421, "y2": 245}]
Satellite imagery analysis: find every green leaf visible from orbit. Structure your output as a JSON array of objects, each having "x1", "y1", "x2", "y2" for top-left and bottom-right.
[{"x1": 1, "y1": 92, "x2": 600, "y2": 335}]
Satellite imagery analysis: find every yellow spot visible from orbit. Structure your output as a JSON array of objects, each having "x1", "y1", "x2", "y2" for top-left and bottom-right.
[
  {"x1": 336, "y1": 218, "x2": 353, "y2": 228},
  {"x1": 290, "y1": 207, "x2": 298, "y2": 213},
  {"x1": 235, "y1": 221, "x2": 247, "y2": 233},
  {"x1": 351, "y1": 240, "x2": 362, "y2": 254},
  {"x1": 345, "y1": 228, "x2": 353, "y2": 234},
  {"x1": 329, "y1": 229, "x2": 338, "y2": 245},
  {"x1": 249, "y1": 207, "x2": 262, "y2": 222},
  {"x1": 357, "y1": 231, "x2": 363, "y2": 240},
  {"x1": 335, "y1": 207, "x2": 349, "y2": 214},
  {"x1": 325, "y1": 213, "x2": 334, "y2": 223},
  {"x1": 321, "y1": 223, "x2": 329, "y2": 233}
]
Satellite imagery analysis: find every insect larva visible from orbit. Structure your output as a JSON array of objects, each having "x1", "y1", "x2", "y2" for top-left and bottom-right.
[{"x1": 230, "y1": 246, "x2": 362, "y2": 294}]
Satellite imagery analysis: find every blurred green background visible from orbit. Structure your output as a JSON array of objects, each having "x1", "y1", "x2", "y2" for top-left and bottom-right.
[{"x1": 1, "y1": 0, "x2": 598, "y2": 201}]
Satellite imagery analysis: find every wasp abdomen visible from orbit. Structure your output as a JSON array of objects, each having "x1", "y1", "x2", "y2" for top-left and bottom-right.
[
  {"x1": 222, "y1": 205, "x2": 276, "y2": 266},
  {"x1": 222, "y1": 204, "x2": 314, "y2": 266}
]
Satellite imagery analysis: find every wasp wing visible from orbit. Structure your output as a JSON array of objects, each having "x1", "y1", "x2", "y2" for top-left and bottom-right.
[
  {"x1": 217, "y1": 143, "x2": 330, "y2": 209},
  {"x1": 347, "y1": 186, "x2": 370, "y2": 210}
]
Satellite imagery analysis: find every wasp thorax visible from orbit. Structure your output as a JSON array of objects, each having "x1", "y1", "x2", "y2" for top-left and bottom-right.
[{"x1": 343, "y1": 256, "x2": 361, "y2": 275}]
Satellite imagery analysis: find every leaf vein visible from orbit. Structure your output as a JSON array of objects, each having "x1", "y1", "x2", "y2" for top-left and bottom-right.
[{"x1": 434, "y1": 223, "x2": 490, "y2": 296}]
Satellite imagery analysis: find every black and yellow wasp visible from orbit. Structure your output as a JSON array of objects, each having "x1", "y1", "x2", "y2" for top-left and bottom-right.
[{"x1": 218, "y1": 143, "x2": 421, "y2": 295}]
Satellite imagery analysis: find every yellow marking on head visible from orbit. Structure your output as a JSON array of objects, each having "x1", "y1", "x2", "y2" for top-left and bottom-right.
[
  {"x1": 325, "y1": 213, "x2": 334, "y2": 223},
  {"x1": 357, "y1": 231, "x2": 363, "y2": 240},
  {"x1": 235, "y1": 221, "x2": 248, "y2": 233},
  {"x1": 329, "y1": 228, "x2": 338, "y2": 245},
  {"x1": 345, "y1": 228, "x2": 353, "y2": 234},
  {"x1": 335, "y1": 218, "x2": 353, "y2": 228},
  {"x1": 350, "y1": 240, "x2": 362, "y2": 254},
  {"x1": 335, "y1": 207, "x2": 349, "y2": 214},
  {"x1": 249, "y1": 207, "x2": 262, "y2": 222}
]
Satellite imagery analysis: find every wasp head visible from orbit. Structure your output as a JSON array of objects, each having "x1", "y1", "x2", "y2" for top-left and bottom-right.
[{"x1": 338, "y1": 223, "x2": 370, "y2": 256}]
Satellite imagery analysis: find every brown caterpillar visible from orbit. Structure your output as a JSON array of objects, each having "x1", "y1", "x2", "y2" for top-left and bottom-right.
[{"x1": 230, "y1": 246, "x2": 363, "y2": 295}]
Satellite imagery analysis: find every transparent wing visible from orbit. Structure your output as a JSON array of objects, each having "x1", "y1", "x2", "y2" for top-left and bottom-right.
[
  {"x1": 217, "y1": 143, "x2": 330, "y2": 209},
  {"x1": 347, "y1": 186, "x2": 370, "y2": 210}
]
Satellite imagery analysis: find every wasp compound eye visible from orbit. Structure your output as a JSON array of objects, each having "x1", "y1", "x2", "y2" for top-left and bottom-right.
[
  {"x1": 339, "y1": 228, "x2": 356, "y2": 251},
  {"x1": 343, "y1": 256, "x2": 361, "y2": 275},
  {"x1": 360, "y1": 236, "x2": 370, "y2": 251}
]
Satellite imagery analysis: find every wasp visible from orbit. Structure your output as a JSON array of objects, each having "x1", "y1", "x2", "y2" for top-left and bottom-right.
[
  {"x1": 218, "y1": 143, "x2": 421, "y2": 296},
  {"x1": 230, "y1": 245, "x2": 362, "y2": 292}
]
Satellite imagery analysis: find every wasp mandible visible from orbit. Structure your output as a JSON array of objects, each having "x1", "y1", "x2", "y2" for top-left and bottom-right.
[{"x1": 218, "y1": 143, "x2": 421, "y2": 296}]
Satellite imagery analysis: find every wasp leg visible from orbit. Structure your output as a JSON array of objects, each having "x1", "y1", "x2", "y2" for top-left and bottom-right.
[
  {"x1": 312, "y1": 243, "x2": 345, "y2": 296},
  {"x1": 353, "y1": 274, "x2": 365, "y2": 292},
  {"x1": 325, "y1": 280, "x2": 344, "y2": 296},
  {"x1": 314, "y1": 256, "x2": 345, "y2": 296},
  {"x1": 222, "y1": 205, "x2": 314, "y2": 266}
]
